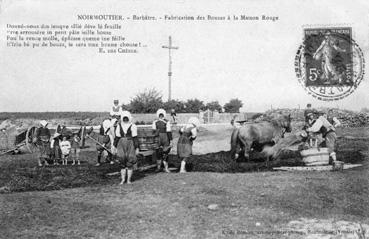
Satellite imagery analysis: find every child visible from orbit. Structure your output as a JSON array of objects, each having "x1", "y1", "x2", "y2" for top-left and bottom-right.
[
  {"x1": 177, "y1": 117, "x2": 200, "y2": 173},
  {"x1": 113, "y1": 111, "x2": 139, "y2": 184},
  {"x1": 152, "y1": 108, "x2": 172, "y2": 173},
  {"x1": 50, "y1": 132, "x2": 62, "y2": 165},
  {"x1": 60, "y1": 136, "x2": 71, "y2": 165},
  {"x1": 70, "y1": 133, "x2": 81, "y2": 165}
]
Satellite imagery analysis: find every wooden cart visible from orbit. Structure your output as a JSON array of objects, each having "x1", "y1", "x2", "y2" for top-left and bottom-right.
[{"x1": 0, "y1": 126, "x2": 38, "y2": 155}]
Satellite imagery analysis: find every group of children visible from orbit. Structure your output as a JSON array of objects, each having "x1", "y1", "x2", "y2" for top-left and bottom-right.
[
  {"x1": 34, "y1": 121, "x2": 81, "y2": 166},
  {"x1": 50, "y1": 132, "x2": 81, "y2": 165}
]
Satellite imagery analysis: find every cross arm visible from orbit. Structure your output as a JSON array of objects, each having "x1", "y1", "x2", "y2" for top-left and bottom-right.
[{"x1": 162, "y1": 46, "x2": 179, "y2": 49}]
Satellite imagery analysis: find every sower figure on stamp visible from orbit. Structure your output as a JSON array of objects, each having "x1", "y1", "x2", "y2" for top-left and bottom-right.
[
  {"x1": 113, "y1": 111, "x2": 139, "y2": 185},
  {"x1": 152, "y1": 108, "x2": 173, "y2": 173},
  {"x1": 33, "y1": 120, "x2": 51, "y2": 167},
  {"x1": 177, "y1": 117, "x2": 200, "y2": 173},
  {"x1": 306, "y1": 110, "x2": 341, "y2": 164},
  {"x1": 95, "y1": 119, "x2": 113, "y2": 166},
  {"x1": 313, "y1": 31, "x2": 347, "y2": 83}
]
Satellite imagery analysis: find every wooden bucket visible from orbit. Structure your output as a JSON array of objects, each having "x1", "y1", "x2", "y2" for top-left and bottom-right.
[
  {"x1": 332, "y1": 160, "x2": 344, "y2": 171},
  {"x1": 300, "y1": 147, "x2": 329, "y2": 166},
  {"x1": 137, "y1": 128, "x2": 159, "y2": 151}
]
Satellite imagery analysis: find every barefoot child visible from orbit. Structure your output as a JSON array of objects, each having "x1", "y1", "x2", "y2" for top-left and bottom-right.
[
  {"x1": 60, "y1": 136, "x2": 71, "y2": 165},
  {"x1": 70, "y1": 133, "x2": 81, "y2": 165},
  {"x1": 177, "y1": 117, "x2": 200, "y2": 173},
  {"x1": 113, "y1": 111, "x2": 139, "y2": 184}
]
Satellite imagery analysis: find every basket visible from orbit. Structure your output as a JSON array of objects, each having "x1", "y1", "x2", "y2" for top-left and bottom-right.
[{"x1": 300, "y1": 147, "x2": 330, "y2": 166}]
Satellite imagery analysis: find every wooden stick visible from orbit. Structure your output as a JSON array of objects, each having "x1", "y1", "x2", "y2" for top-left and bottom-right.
[
  {"x1": 85, "y1": 134, "x2": 112, "y2": 154},
  {"x1": 0, "y1": 142, "x2": 25, "y2": 156}
]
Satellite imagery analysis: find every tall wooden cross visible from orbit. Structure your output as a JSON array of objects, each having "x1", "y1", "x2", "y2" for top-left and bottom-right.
[{"x1": 162, "y1": 36, "x2": 178, "y2": 101}]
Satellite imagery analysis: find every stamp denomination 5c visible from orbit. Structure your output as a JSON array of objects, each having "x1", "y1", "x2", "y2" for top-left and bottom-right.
[{"x1": 295, "y1": 27, "x2": 365, "y2": 101}]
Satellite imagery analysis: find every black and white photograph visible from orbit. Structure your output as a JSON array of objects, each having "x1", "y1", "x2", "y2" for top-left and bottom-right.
[{"x1": 0, "y1": 0, "x2": 369, "y2": 238}]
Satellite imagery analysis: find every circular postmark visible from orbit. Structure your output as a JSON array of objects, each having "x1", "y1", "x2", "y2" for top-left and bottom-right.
[{"x1": 295, "y1": 27, "x2": 365, "y2": 101}]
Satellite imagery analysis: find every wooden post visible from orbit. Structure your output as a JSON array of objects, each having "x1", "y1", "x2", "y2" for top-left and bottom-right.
[{"x1": 162, "y1": 36, "x2": 179, "y2": 101}]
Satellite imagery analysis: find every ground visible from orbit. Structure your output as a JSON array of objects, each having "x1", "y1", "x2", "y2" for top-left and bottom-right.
[{"x1": 0, "y1": 125, "x2": 368, "y2": 239}]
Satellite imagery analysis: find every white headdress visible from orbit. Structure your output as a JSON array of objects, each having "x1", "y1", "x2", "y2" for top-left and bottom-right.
[
  {"x1": 40, "y1": 120, "x2": 48, "y2": 127},
  {"x1": 188, "y1": 117, "x2": 200, "y2": 128},
  {"x1": 102, "y1": 119, "x2": 111, "y2": 132},
  {"x1": 121, "y1": 111, "x2": 132, "y2": 122},
  {"x1": 156, "y1": 108, "x2": 166, "y2": 118}
]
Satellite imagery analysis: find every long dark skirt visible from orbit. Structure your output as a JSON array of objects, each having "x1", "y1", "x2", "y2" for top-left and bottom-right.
[
  {"x1": 177, "y1": 135, "x2": 193, "y2": 158},
  {"x1": 37, "y1": 141, "x2": 51, "y2": 159}
]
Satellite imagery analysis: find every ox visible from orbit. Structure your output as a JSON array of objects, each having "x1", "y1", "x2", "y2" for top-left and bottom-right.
[{"x1": 230, "y1": 113, "x2": 292, "y2": 164}]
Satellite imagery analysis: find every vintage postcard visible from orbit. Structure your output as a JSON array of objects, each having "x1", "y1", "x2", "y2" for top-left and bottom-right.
[{"x1": 0, "y1": 0, "x2": 369, "y2": 238}]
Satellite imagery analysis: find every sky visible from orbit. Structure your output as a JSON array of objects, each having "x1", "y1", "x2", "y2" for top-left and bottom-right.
[{"x1": 0, "y1": 0, "x2": 369, "y2": 112}]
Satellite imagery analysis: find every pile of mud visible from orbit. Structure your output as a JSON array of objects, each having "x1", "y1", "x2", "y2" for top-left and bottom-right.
[
  {"x1": 167, "y1": 147, "x2": 365, "y2": 173},
  {"x1": 0, "y1": 137, "x2": 366, "y2": 193},
  {"x1": 168, "y1": 150, "x2": 304, "y2": 173}
]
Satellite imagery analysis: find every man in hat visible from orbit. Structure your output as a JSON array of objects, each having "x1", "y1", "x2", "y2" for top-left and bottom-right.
[
  {"x1": 110, "y1": 99, "x2": 123, "y2": 120},
  {"x1": 304, "y1": 104, "x2": 315, "y2": 125},
  {"x1": 152, "y1": 109, "x2": 173, "y2": 173},
  {"x1": 34, "y1": 120, "x2": 51, "y2": 166},
  {"x1": 306, "y1": 110, "x2": 341, "y2": 164}
]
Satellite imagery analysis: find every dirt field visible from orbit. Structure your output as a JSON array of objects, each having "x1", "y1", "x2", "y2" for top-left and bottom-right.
[{"x1": 0, "y1": 125, "x2": 368, "y2": 238}]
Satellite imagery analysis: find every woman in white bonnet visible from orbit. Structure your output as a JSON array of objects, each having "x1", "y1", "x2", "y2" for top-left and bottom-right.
[
  {"x1": 152, "y1": 108, "x2": 172, "y2": 173},
  {"x1": 34, "y1": 120, "x2": 51, "y2": 166},
  {"x1": 177, "y1": 117, "x2": 200, "y2": 173},
  {"x1": 113, "y1": 111, "x2": 139, "y2": 184}
]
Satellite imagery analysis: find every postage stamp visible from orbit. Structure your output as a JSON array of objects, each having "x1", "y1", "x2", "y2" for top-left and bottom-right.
[{"x1": 295, "y1": 27, "x2": 365, "y2": 101}]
